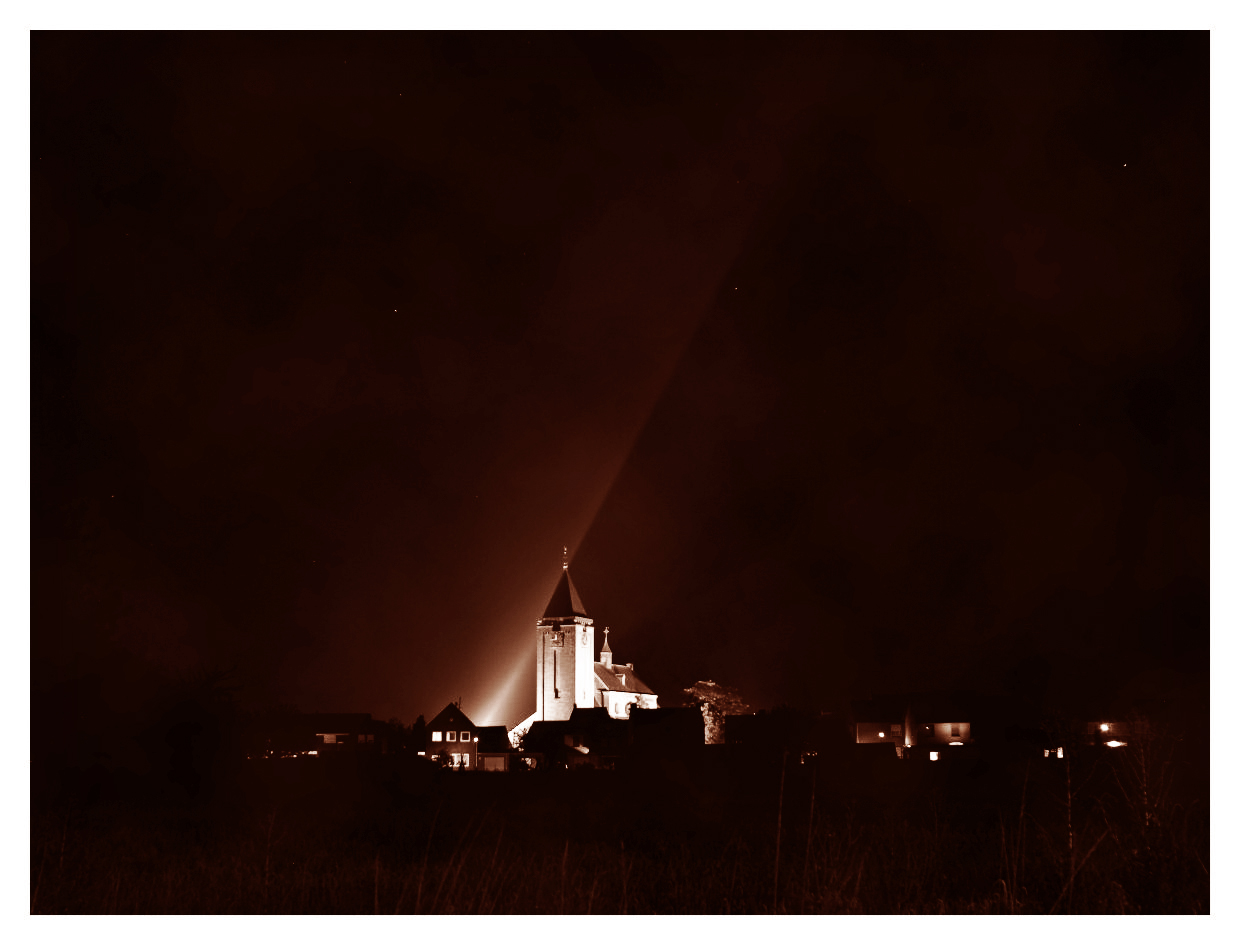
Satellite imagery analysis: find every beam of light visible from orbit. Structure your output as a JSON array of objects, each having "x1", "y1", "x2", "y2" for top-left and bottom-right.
[
  {"x1": 475, "y1": 273, "x2": 750, "y2": 728},
  {"x1": 1105, "y1": 740, "x2": 1127, "y2": 748},
  {"x1": 477, "y1": 651, "x2": 533, "y2": 727}
]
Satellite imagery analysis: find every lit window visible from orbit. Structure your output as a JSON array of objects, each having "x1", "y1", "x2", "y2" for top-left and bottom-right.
[
  {"x1": 432, "y1": 731, "x2": 442, "y2": 742},
  {"x1": 451, "y1": 753, "x2": 460, "y2": 766},
  {"x1": 1044, "y1": 749, "x2": 1050, "y2": 758},
  {"x1": 462, "y1": 754, "x2": 469, "y2": 767},
  {"x1": 322, "y1": 734, "x2": 337, "y2": 744},
  {"x1": 417, "y1": 751, "x2": 425, "y2": 756},
  {"x1": 929, "y1": 751, "x2": 939, "y2": 761},
  {"x1": 447, "y1": 731, "x2": 457, "y2": 742},
  {"x1": 1057, "y1": 747, "x2": 1064, "y2": 759},
  {"x1": 459, "y1": 730, "x2": 470, "y2": 742}
]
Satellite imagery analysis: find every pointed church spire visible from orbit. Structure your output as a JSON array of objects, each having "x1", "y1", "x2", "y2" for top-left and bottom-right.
[
  {"x1": 600, "y1": 627, "x2": 612, "y2": 668},
  {"x1": 542, "y1": 552, "x2": 587, "y2": 619}
]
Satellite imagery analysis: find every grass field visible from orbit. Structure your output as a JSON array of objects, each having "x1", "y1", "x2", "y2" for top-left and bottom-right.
[{"x1": 29, "y1": 735, "x2": 1209, "y2": 914}]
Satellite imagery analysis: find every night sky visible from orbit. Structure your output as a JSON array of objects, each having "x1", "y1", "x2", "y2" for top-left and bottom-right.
[{"x1": 32, "y1": 33, "x2": 1208, "y2": 733}]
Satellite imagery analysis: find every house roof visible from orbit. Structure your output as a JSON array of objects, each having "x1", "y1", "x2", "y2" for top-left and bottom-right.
[
  {"x1": 542, "y1": 568, "x2": 588, "y2": 619},
  {"x1": 475, "y1": 725, "x2": 514, "y2": 753},
  {"x1": 594, "y1": 662, "x2": 655, "y2": 695},
  {"x1": 427, "y1": 703, "x2": 477, "y2": 733}
]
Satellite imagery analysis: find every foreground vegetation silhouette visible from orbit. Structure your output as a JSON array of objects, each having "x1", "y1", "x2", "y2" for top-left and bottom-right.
[{"x1": 31, "y1": 720, "x2": 1207, "y2": 914}]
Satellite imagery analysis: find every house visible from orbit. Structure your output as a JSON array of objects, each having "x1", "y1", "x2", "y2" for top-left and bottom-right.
[
  {"x1": 245, "y1": 712, "x2": 388, "y2": 759},
  {"x1": 425, "y1": 703, "x2": 478, "y2": 769},
  {"x1": 305, "y1": 713, "x2": 387, "y2": 753},
  {"x1": 475, "y1": 725, "x2": 516, "y2": 771},
  {"x1": 1082, "y1": 719, "x2": 1146, "y2": 747},
  {"x1": 851, "y1": 695, "x2": 974, "y2": 758}
]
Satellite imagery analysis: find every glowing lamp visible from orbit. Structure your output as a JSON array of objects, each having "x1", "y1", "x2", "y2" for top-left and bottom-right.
[
  {"x1": 1100, "y1": 723, "x2": 1110, "y2": 733},
  {"x1": 1105, "y1": 740, "x2": 1126, "y2": 748},
  {"x1": 878, "y1": 732, "x2": 885, "y2": 738}
]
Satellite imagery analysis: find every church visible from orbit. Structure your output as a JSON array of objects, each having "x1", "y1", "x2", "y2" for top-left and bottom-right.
[{"x1": 512, "y1": 558, "x2": 658, "y2": 738}]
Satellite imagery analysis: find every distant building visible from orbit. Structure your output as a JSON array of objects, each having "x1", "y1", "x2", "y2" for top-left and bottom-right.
[
  {"x1": 307, "y1": 713, "x2": 386, "y2": 752},
  {"x1": 245, "y1": 712, "x2": 388, "y2": 759},
  {"x1": 1083, "y1": 719, "x2": 1146, "y2": 747},
  {"x1": 476, "y1": 725, "x2": 516, "y2": 771},
  {"x1": 851, "y1": 695, "x2": 973, "y2": 757},
  {"x1": 516, "y1": 560, "x2": 658, "y2": 737},
  {"x1": 425, "y1": 703, "x2": 478, "y2": 769}
]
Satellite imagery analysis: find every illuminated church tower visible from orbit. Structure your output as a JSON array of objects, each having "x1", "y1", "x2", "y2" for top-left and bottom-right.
[{"x1": 534, "y1": 553, "x2": 595, "y2": 722}]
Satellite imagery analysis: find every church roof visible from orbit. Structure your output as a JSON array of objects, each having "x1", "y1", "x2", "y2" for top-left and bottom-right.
[
  {"x1": 541, "y1": 568, "x2": 588, "y2": 619},
  {"x1": 594, "y1": 663, "x2": 655, "y2": 695}
]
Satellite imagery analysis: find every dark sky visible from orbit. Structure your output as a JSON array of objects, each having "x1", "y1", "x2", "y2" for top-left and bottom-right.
[{"x1": 32, "y1": 33, "x2": 1208, "y2": 730}]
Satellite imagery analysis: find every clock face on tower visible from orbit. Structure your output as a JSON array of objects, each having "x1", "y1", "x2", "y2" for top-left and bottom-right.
[{"x1": 548, "y1": 630, "x2": 563, "y2": 646}]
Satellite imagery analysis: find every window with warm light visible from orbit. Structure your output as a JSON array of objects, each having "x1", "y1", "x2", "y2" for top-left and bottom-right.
[
  {"x1": 929, "y1": 751, "x2": 939, "y2": 761},
  {"x1": 432, "y1": 731, "x2": 442, "y2": 742},
  {"x1": 447, "y1": 731, "x2": 456, "y2": 741},
  {"x1": 459, "y1": 730, "x2": 470, "y2": 741}
]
